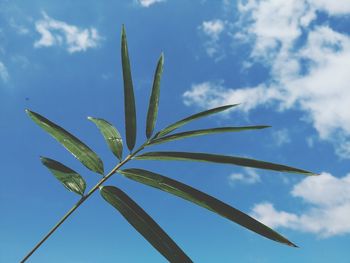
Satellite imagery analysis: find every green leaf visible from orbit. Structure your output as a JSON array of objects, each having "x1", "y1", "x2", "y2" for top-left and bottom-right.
[
  {"x1": 146, "y1": 53, "x2": 164, "y2": 139},
  {"x1": 155, "y1": 104, "x2": 239, "y2": 138},
  {"x1": 119, "y1": 168, "x2": 297, "y2": 247},
  {"x1": 41, "y1": 157, "x2": 86, "y2": 196},
  {"x1": 100, "y1": 186, "x2": 193, "y2": 263},
  {"x1": 135, "y1": 151, "x2": 316, "y2": 175},
  {"x1": 121, "y1": 25, "x2": 137, "y2": 151},
  {"x1": 26, "y1": 110, "x2": 104, "y2": 175},
  {"x1": 149, "y1": 126, "x2": 270, "y2": 146},
  {"x1": 88, "y1": 117, "x2": 123, "y2": 161}
]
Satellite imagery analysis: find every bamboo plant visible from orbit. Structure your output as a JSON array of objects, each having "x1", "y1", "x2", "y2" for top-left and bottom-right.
[{"x1": 21, "y1": 26, "x2": 316, "y2": 263}]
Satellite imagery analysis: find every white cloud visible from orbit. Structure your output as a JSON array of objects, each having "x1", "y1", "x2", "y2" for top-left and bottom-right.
[
  {"x1": 310, "y1": 0, "x2": 350, "y2": 15},
  {"x1": 251, "y1": 202, "x2": 299, "y2": 229},
  {"x1": 201, "y1": 20, "x2": 225, "y2": 40},
  {"x1": 199, "y1": 19, "x2": 226, "y2": 58},
  {"x1": 138, "y1": 0, "x2": 166, "y2": 7},
  {"x1": 335, "y1": 139, "x2": 350, "y2": 159},
  {"x1": 292, "y1": 173, "x2": 350, "y2": 206},
  {"x1": 34, "y1": 12, "x2": 101, "y2": 53},
  {"x1": 0, "y1": 62, "x2": 9, "y2": 83},
  {"x1": 272, "y1": 129, "x2": 291, "y2": 146},
  {"x1": 228, "y1": 168, "x2": 261, "y2": 185},
  {"x1": 186, "y1": 0, "x2": 350, "y2": 158},
  {"x1": 251, "y1": 172, "x2": 350, "y2": 237},
  {"x1": 237, "y1": 0, "x2": 315, "y2": 58},
  {"x1": 183, "y1": 81, "x2": 280, "y2": 111}
]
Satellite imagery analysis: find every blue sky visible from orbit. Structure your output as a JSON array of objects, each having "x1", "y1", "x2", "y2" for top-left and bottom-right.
[{"x1": 1, "y1": 0, "x2": 350, "y2": 262}]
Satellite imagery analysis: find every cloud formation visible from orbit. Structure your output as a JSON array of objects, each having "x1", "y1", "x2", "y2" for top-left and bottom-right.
[
  {"x1": 186, "y1": 0, "x2": 350, "y2": 157},
  {"x1": 251, "y1": 172, "x2": 350, "y2": 237},
  {"x1": 199, "y1": 19, "x2": 226, "y2": 58},
  {"x1": 201, "y1": 20, "x2": 225, "y2": 40},
  {"x1": 310, "y1": 0, "x2": 350, "y2": 15},
  {"x1": 138, "y1": 0, "x2": 166, "y2": 7},
  {"x1": 9, "y1": 18, "x2": 29, "y2": 35},
  {"x1": 34, "y1": 12, "x2": 101, "y2": 53},
  {"x1": 272, "y1": 129, "x2": 291, "y2": 146},
  {"x1": 0, "y1": 62, "x2": 9, "y2": 83},
  {"x1": 228, "y1": 168, "x2": 261, "y2": 185}
]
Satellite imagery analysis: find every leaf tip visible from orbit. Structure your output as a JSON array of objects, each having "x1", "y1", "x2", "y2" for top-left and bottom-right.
[
  {"x1": 222, "y1": 103, "x2": 240, "y2": 112},
  {"x1": 287, "y1": 241, "x2": 298, "y2": 248},
  {"x1": 39, "y1": 156, "x2": 51, "y2": 166},
  {"x1": 298, "y1": 170, "x2": 317, "y2": 176},
  {"x1": 25, "y1": 109, "x2": 33, "y2": 116},
  {"x1": 310, "y1": 172, "x2": 320, "y2": 176},
  {"x1": 121, "y1": 24, "x2": 126, "y2": 36},
  {"x1": 97, "y1": 167, "x2": 105, "y2": 176}
]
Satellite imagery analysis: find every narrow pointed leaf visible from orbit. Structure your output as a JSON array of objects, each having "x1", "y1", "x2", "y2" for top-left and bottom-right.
[
  {"x1": 121, "y1": 25, "x2": 137, "y2": 151},
  {"x1": 135, "y1": 151, "x2": 315, "y2": 175},
  {"x1": 156, "y1": 104, "x2": 239, "y2": 138},
  {"x1": 149, "y1": 126, "x2": 270, "y2": 146},
  {"x1": 100, "y1": 186, "x2": 193, "y2": 262},
  {"x1": 119, "y1": 168, "x2": 296, "y2": 247},
  {"x1": 146, "y1": 53, "x2": 164, "y2": 139},
  {"x1": 26, "y1": 110, "x2": 104, "y2": 175},
  {"x1": 41, "y1": 157, "x2": 86, "y2": 196},
  {"x1": 88, "y1": 117, "x2": 123, "y2": 160}
]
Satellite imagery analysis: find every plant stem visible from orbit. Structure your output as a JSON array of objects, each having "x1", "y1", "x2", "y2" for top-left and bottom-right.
[
  {"x1": 20, "y1": 197, "x2": 84, "y2": 263},
  {"x1": 20, "y1": 143, "x2": 147, "y2": 262}
]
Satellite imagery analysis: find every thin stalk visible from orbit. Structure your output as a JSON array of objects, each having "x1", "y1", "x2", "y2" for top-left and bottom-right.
[
  {"x1": 20, "y1": 142, "x2": 149, "y2": 263},
  {"x1": 20, "y1": 197, "x2": 85, "y2": 263}
]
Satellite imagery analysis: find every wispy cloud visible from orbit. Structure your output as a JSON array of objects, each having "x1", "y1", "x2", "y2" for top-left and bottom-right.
[
  {"x1": 0, "y1": 62, "x2": 9, "y2": 83},
  {"x1": 201, "y1": 20, "x2": 225, "y2": 40},
  {"x1": 34, "y1": 12, "x2": 102, "y2": 53},
  {"x1": 310, "y1": 0, "x2": 350, "y2": 15},
  {"x1": 199, "y1": 19, "x2": 226, "y2": 58},
  {"x1": 251, "y1": 172, "x2": 350, "y2": 238},
  {"x1": 335, "y1": 139, "x2": 350, "y2": 159},
  {"x1": 138, "y1": 0, "x2": 166, "y2": 8},
  {"x1": 9, "y1": 18, "x2": 29, "y2": 35},
  {"x1": 228, "y1": 168, "x2": 261, "y2": 185},
  {"x1": 185, "y1": 0, "x2": 350, "y2": 158},
  {"x1": 183, "y1": 81, "x2": 279, "y2": 111},
  {"x1": 272, "y1": 129, "x2": 291, "y2": 146}
]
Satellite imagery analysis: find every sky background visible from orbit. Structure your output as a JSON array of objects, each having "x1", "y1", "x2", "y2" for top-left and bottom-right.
[{"x1": 1, "y1": 0, "x2": 350, "y2": 262}]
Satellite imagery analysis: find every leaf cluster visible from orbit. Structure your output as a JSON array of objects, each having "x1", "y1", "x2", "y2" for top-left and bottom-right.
[{"x1": 23, "y1": 25, "x2": 317, "y2": 262}]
